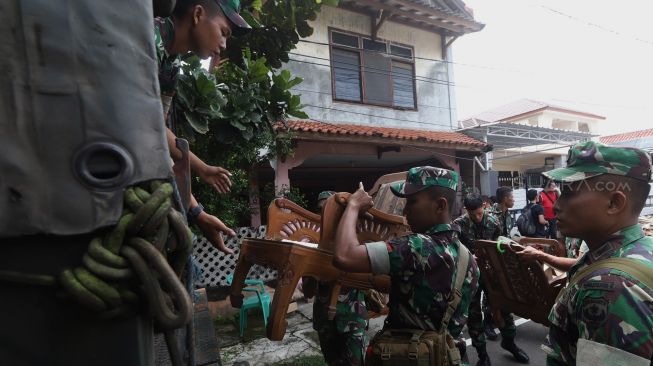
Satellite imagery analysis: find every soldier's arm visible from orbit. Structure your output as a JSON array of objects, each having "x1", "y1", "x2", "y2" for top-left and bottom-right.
[
  {"x1": 452, "y1": 217, "x2": 472, "y2": 249},
  {"x1": 448, "y1": 256, "x2": 479, "y2": 338},
  {"x1": 333, "y1": 184, "x2": 373, "y2": 273},
  {"x1": 166, "y1": 128, "x2": 232, "y2": 193},
  {"x1": 491, "y1": 219, "x2": 501, "y2": 241},
  {"x1": 517, "y1": 247, "x2": 578, "y2": 272}
]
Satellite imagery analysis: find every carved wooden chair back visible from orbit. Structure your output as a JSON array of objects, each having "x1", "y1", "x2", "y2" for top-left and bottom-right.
[
  {"x1": 265, "y1": 198, "x2": 321, "y2": 243},
  {"x1": 474, "y1": 239, "x2": 567, "y2": 326},
  {"x1": 515, "y1": 237, "x2": 566, "y2": 257},
  {"x1": 368, "y1": 171, "x2": 407, "y2": 196},
  {"x1": 319, "y1": 192, "x2": 410, "y2": 253}
]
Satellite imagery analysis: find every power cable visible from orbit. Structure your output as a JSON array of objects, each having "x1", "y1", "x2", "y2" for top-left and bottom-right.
[
  {"x1": 289, "y1": 52, "x2": 456, "y2": 85},
  {"x1": 539, "y1": 5, "x2": 653, "y2": 46},
  {"x1": 297, "y1": 39, "x2": 529, "y2": 74},
  {"x1": 291, "y1": 88, "x2": 454, "y2": 110}
]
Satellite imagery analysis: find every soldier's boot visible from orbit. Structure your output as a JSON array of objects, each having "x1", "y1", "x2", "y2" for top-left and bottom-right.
[
  {"x1": 475, "y1": 350, "x2": 491, "y2": 366},
  {"x1": 500, "y1": 339, "x2": 530, "y2": 364},
  {"x1": 483, "y1": 323, "x2": 499, "y2": 341}
]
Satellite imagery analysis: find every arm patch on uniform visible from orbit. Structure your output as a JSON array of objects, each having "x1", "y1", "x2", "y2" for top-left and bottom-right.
[
  {"x1": 581, "y1": 297, "x2": 608, "y2": 326},
  {"x1": 365, "y1": 241, "x2": 390, "y2": 275}
]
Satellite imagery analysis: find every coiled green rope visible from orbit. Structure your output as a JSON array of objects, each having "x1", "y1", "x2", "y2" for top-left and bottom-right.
[{"x1": 0, "y1": 181, "x2": 193, "y2": 330}]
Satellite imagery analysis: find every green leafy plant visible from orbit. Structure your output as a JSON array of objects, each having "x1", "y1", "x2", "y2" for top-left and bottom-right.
[{"x1": 227, "y1": 0, "x2": 339, "y2": 68}]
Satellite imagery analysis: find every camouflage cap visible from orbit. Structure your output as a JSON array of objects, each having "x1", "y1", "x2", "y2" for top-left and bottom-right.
[
  {"x1": 543, "y1": 141, "x2": 652, "y2": 183},
  {"x1": 217, "y1": 0, "x2": 251, "y2": 36},
  {"x1": 390, "y1": 166, "x2": 459, "y2": 197},
  {"x1": 317, "y1": 191, "x2": 335, "y2": 201}
]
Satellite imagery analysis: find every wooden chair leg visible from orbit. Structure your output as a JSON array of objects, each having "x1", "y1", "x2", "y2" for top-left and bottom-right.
[
  {"x1": 327, "y1": 282, "x2": 342, "y2": 321},
  {"x1": 267, "y1": 262, "x2": 303, "y2": 341},
  {"x1": 230, "y1": 256, "x2": 254, "y2": 308}
]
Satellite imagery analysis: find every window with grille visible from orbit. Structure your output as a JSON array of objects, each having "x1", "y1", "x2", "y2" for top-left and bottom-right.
[{"x1": 330, "y1": 30, "x2": 416, "y2": 110}]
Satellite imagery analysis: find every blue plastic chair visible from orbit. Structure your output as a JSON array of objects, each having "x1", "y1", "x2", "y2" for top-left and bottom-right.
[{"x1": 226, "y1": 274, "x2": 271, "y2": 337}]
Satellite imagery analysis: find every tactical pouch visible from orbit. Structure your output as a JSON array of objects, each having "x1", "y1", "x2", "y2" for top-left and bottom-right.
[{"x1": 368, "y1": 328, "x2": 461, "y2": 366}]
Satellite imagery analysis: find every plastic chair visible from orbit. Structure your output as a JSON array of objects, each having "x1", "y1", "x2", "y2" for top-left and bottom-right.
[{"x1": 226, "y1": 274, "x2": 270, "y2": 337}]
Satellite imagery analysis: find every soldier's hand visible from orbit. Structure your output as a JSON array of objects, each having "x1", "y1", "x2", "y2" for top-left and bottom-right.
[
  {"x1": 516, "y1": 245, "x2": 543, "y2": 262},
  {"x1": 198, "y1": 164, "x2": 232, "y2": 194},
  {"x1": 196, "y1": 211, "x2": 236, "y2": 254},
  {"x1": 348, "y1": 182, "x2": 374, "y2": 211}
]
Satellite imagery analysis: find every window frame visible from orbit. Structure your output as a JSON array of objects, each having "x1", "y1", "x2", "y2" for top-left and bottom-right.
[{"x1": 328, "y1": 28, "x2": 418, "y2": 111}]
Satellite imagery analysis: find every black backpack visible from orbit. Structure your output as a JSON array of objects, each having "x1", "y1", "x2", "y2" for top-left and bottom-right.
[{"x1": 516, "y1": 204, "x2": 537, "y2": 236}]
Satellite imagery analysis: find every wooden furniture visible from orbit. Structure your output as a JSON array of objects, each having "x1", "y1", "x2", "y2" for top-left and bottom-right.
[
  {"x1": 474, "y1": 240, "x2": 567, "y2": 327},
  {"x1": 369, "y1": 171, "x2": 406, "y2": 216},
  {"x1": 368, "y1": 171, "x2": 406, "y2": 196},
  {"x1": 229, "y1": 193, "x2": 410, "y2": 341},
  {"x1": 515, "y1": 237, "x2": 566, "y2": 258},
  {"x1": 265, "y1": 198, "x2": 321, "y2": 243}
]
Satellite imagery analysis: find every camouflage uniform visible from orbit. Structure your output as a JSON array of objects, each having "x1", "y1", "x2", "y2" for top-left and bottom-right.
[
  {"x1": 564, "y1": 237, "x2": 588, "y2": 259},
  {"x1": 490, "y1": 203, "x2": 513, "y2": 238},
  {"x1": 454, "y1": 212, "x2": 501, "y2": 254},
  {"x1": 312, "y1": 286, "x2": 368, "y2": 366},
  {"x1": 454, "y1": 213, "x2": 517, "y2": 354},
  {"x1": 313, "y1": 189, "x2": 369, "y2": 366},
  {"x1": 154, "y1": 17, "x2": 181, "y2": 118},
  {"x1": 366, "y1": 167, "x2": 480, "y2": 366},
  {"x1": 541, "y1": 141, "x2": 653, "y2": 365}
]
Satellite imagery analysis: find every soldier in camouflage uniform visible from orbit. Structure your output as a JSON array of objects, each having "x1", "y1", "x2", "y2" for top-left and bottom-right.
[
  {"x1": 541, "y1": 141, "x2": 653, "y2": 365},
  {"x1": 330, "y1": 167, "x2": 480, "y2": 366},
  {"x1": 482, "y1": 186, "x2": 531, "y2": 363},
  {"x1": 310, "y1": 191, "x2": 369, "y2": 366},
  {"x1": 153, "y1": 0, "x2": 251, "y2": 254},
  {"x1": 455, "y1": 194, "x2": 529, "y2": 365},
  {"x1": 490, "y1": 187, "x2": 515, "y2": 238}
]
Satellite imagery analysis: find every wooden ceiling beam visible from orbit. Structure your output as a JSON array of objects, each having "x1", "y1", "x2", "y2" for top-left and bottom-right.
[
  {"x1": 392, "y1": 0, "x2": 484, "y2": 31},
  {"x1": 371, "y1": 9, "x2": 391, "y2": 40},
  {"x1": 354, "y1": 0, "x2": 470, "y2": 34}
]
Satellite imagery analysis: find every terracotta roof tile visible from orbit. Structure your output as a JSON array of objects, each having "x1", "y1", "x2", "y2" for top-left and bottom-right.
[
  {"x1": 600, "y1": 128, "x2": 653, "y2": 144},
  {"x1": 276, "y1": 120, "x2": 486, "y2": 147}
]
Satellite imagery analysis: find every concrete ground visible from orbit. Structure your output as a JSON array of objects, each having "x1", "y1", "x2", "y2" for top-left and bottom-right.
[{"x1": 217, "y1": 301, "x2": 549, "y2": 366}]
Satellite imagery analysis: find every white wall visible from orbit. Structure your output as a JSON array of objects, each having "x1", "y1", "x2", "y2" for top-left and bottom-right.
[{"x1": 286, "y1": 5, "x2": 454, "y2": 131}]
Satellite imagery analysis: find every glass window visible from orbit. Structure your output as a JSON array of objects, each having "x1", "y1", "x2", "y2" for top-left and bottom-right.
[
  {"x1": 363, "y1": 51, "x2": 392, "y2": 106},
  {"x1": 390, "y1": 45, "x2": 413, "y2": 59},
  {"x1": 332, "y1": 48, "x2": 362, "y2": 102},
  {"x1": 362, "y1": 38, "x2": 387, "y2": 53},
  {"x1": 392, "y1": 61, "x2": 415, "y2": 109},
  {"x1": 332, "y1": 32, "x2": 358, "y2": 48}
]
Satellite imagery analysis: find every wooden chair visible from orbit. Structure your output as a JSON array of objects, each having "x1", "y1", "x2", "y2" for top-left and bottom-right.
[
  {"x1": 229, "y1": 193, "x2": 410, "y2": 340},
  {"x1": 515, "y1": 237, "x2": 566, "y2": 258},
  {"x1": 369, "y1": 171, "x2": 406, "y2": 216},
  {"x1": 265, "y1": 198, "x2": 321, "y2": 243},
  {"x1": 474, "y1": 240, "x2": 567, "y2": 327}
]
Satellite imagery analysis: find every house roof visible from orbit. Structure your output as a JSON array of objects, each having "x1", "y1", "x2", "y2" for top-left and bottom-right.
[
  {"x1": 459, "y1": 99, "x2": 606, "y2": 129},
  {"x1": 338, "y1": 0, "x2": 484, "y2": 36},
  {"x1": 600, "y1": 128, "x2": 653, "y2": 144},
  {"x1": 276, "y1": 120, "x2": 487, "y2": 149},
  {"x1": 460, "y1": 122, "x2": 595, "y2": 150},
  {"x1": 405, "y1": 0, "x2": 475, "y2": 21}
]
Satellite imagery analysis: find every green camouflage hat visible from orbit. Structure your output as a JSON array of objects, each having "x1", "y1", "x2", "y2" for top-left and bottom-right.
[
  {"x1": 317, "y1": 191, "x2": 335, "y2": 201},
  {"x1": 217, "y1": 0, "x2": 251, "y2": 35},
  {"x1": 543, "y1": 141, "x2": 652, "y2": 183},
  {"x1": 390, "y1": 166, "x2": 459, "y2": 197}
]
